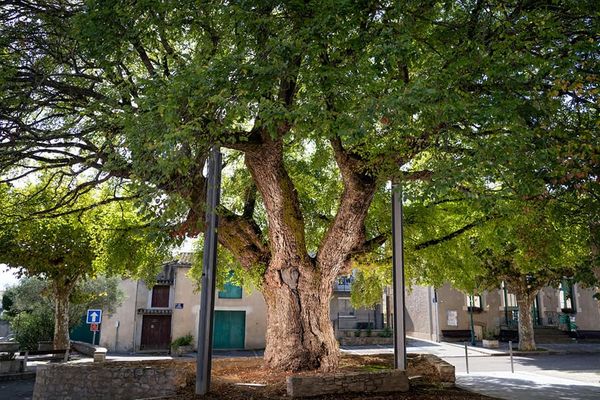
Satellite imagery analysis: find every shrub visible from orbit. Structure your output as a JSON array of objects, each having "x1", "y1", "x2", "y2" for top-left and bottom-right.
[
  {"x1": 378, "y1": 326, "x2": 392, "y2": 338},
  {"x1": 171, "y1": 333, "x2": 194, "y2": 349},
  {"x1": 10, "y1": 309, "x2": 54, "y2": 351}
]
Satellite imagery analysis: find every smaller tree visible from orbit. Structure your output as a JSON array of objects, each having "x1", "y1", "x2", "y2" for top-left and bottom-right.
[
  {"x1": 410, "y1": 197, "x2": 593, "y2": 350},
  {"x1": 2, "y1": 276, "x2": 123, "y2": 350},
  {"x1": 0, "y1": 182, "x2": 168, "y2": 349}
]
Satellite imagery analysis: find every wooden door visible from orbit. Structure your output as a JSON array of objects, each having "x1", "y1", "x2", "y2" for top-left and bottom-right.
[
  {"x1": 213, "y1": 311, "x2": 245, "y2": 349},
  {"x1": 140, "y1": 315, "x2": 171, "y2": 350}
]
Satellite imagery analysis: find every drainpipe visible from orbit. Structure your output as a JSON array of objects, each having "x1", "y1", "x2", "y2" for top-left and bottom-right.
[{"x1": 132, "y1": 280, "x2": 140, "y2": 354}]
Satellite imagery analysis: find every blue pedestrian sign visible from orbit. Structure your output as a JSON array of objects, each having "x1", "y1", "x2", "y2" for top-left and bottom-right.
[{"x1": 86, "y1": 309, "x2": 102, "y2": 324}]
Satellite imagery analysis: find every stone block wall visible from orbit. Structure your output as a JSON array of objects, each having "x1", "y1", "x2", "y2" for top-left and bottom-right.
[
  {"x1": 32, "y1": 360, "x2": 195, "y2": 400},
  {"x1": 338, "y1": 336, "x2": 393, "y2": 346},
  {"x1": 421, "y1": 354, "x2": 455, "y2": 385},
  {"x1": 287, "y1": 370, "x2": 409, "y2": 397}
]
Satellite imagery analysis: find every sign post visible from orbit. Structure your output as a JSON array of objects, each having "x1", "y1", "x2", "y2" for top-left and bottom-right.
[{"x1": 86, "y1": 309, "x2": 103, "y2": 346}]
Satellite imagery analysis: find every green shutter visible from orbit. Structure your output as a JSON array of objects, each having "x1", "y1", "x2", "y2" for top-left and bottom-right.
[{"x1": 218, "y1": 282, "x2": 242, "y2": 298}]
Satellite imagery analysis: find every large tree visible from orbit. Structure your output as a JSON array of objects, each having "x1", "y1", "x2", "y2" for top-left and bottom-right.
[
  {"x1": 0, "y1": 1, "x2": 596, "y2": 370},
  {"x1": 0, "y1": 183, "x2": 167, "y2": 349}
]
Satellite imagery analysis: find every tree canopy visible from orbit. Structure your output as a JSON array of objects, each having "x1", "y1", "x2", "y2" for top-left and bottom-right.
[
  {"x1": 0, "y1": 180, "x2": 168, "y2": 348},
  {"x1": 0, "y1": 0, "x2": 597, "y2": 370}
]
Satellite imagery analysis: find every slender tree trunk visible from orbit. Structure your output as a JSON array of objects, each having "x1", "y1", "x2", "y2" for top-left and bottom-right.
[
  {"x1": 517, "y1": 294, "x2": 536, "y2": 351},
  {"x1": 52, "y1": 283, "x2": 72, "y2": 350}
]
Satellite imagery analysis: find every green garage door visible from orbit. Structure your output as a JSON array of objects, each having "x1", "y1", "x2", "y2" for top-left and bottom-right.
[{"x1": 213, "y1": 310, "x2": 245, "y2": 349}]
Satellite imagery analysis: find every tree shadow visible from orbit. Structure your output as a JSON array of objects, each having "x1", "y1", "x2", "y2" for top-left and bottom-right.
[{"x1": 458, "y1": 375, "x2": 600, "y2": 400}]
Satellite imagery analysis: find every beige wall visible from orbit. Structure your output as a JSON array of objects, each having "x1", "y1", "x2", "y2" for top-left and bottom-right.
[
  {"x1": 215, "y1": 287, "x2": 267, "y2": 349},
  {"x1": 405, "y1": 283, "x2": 600, "y2": 341},
  {"x1": 405, "y1": 286, "x2": 437, "y2": 341},
  {"x1": 100, "y1": 265, "x2": 268, "y2": 352},
  {"x1": 100, "y1": 280, "x2": 139, "y2": 352}
]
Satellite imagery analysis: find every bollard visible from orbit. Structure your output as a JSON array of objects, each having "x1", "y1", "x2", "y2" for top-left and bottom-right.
[
  {"x1": 509, "y1": 340, "x2": 514, "y2": 373},
  {"x1": 464, "y1": 341, "x2": 469, "y2": 374}
]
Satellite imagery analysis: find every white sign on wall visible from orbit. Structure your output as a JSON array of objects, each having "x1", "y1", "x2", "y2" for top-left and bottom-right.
[{"x1": 447, "y1": 310, "x2": 458, "y2": 326}]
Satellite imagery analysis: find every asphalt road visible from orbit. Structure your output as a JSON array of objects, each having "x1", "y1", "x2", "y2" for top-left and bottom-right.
[{"x1": 0, "y1": 377, "x2": 34, "y2": 400}]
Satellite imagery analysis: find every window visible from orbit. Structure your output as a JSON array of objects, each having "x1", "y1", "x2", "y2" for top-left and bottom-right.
[
  {"x1": 151, "y1": 285, "x2": 170, "y2": 308},
  {"x1": 466, "y1": 294, "x2": 483, "y2": 312},
  {"x1": 559, "y1": 279, "x2": 575, "y2": 313},
  {"x1": 467, "y1": 295, "x2": 482, "y2": 308},
  {"x1": 218, "y1": 282, "x2": 242, "y2": 299},
  {"x1": 338, "y1": 298, "x2": 355, "y2": 317}
]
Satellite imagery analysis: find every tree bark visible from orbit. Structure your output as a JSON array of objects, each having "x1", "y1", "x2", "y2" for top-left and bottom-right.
[
  {"x1": 238, "y1": 136, "x2": 377, "y2": 371},
  {"x1": 262, "y1": 261, "x2": 339, "y2": 371},
  {"x1": 52, "y1": 283, "x2": 72, "y2": 350},
  {"x1": 516, "y1": 294, "x2": 536, "y2": 351}
]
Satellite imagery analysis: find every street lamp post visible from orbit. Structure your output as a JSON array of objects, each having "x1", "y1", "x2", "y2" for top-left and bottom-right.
[
  {"x1": 196, "y1": 147, "x2": 222, "y2": 395},
  {"x1": 391, "y1": 182, "x2": 406, "y2": 370},
  {"x1": 469, "y1": 293, "x2": 476, "y2": 346}
]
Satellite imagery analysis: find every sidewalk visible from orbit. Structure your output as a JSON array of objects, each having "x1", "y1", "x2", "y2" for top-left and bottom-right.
[{"x1": 457, "y1": 371, "x2": 600, "y2": 400}]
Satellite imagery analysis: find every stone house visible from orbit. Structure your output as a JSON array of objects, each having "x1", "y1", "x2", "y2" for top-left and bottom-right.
[
  {"x1": 405, "y1": 281, "x2": 600, "y2": 341},
  {"x1": 100, "y1": 255, "x2": 267, "y2": 352},
  {"x1": 99, "y1": 258, "x2": 388, "y2": 352}
]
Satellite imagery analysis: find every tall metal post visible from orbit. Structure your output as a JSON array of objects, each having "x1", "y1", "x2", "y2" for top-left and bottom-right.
[
  {"x1": 196, "y1": 147, "x2": 222, "y2": 395},
  {"x1": 391, "y1": 182, "x2": 406, "y2": 370},
  {"x1": 469, "y1": 293, "x2": 476, "y2": 346},
  {"x1": 503, "y1": 282, "x2": 510, "y2": 326}
]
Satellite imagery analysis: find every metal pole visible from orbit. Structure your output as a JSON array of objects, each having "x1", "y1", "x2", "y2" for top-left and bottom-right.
[
  {"x1": 196, "y1": 147, "x2": 222, "y2": 395},
  {"x1": 391, "y1": 182, "x2": 406, "y2": 370},
  {"x1": 92, "y1": 330, "x2": 96, "y2": 346},
  {"x1": 509, "y1": 340, "x2": 514, "y2": 373},
  {"x1": 464, "y1": 342, "x2": 469, "y2": 374},
  {"x1": 503, "y1": 282, "x2": 509, "y2": 326},
  {"x1": 469, "y1": 293, "x2": 476, "y2": 346}
]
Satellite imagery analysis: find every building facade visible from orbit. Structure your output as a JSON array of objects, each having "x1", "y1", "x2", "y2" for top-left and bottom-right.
[
  {"x1": 100, "y1": 259, "x2": 267, "y2": 352},
  {"x1": 406, "y1": 281, "x2": 600, "y2": 341}
]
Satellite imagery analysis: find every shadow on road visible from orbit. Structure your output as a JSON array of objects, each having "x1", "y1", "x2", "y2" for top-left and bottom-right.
[{"x1": 458, "y1": 374, "x2": 600, "y2": 400}]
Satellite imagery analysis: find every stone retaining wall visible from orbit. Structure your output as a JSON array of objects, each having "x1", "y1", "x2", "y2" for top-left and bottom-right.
[
  {"x1": 338, "y1": 336, "x2": 393, "y2": 346},
  {"x1": 32, "y1": 360, "x2": 195, "y2": 400},
  {"x1": 420, "y1": 354, "x2": 455, "y2": 385},
  {"x1": 287, "y1": 370, "x2": 409, "y2": 398}
]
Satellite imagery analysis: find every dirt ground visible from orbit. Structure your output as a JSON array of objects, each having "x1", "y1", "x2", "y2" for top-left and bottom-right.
[{"x1": 169, "y1": 354, "x2": 495, "y2": 399}]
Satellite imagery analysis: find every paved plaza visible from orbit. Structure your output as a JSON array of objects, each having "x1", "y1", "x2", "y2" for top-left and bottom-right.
[{"x1": 2, "y1": 339, "x2": 599, "y2": 400}]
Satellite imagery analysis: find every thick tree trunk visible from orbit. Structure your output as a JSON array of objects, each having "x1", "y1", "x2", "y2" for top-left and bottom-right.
[
  {"x1": 53, "y1": 285, "x2": 72, "y2": 350},
  {"x1": 262, "y1": 262, "x2": 338, "y2": 371},
  {"x1": 517, "y1": 294, "x2": 536, "y2": 351}
]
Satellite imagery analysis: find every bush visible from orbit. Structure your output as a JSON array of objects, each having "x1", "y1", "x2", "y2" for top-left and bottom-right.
[
  {"x1": 378, "y1": 326, "x2": 392, "y2": 338},
  {"x1": 171, "y1": 333, "x2": 193, "y2": 349},
  {"x1": 10, "y1": 309, "x2": 54, "y2": 351}
]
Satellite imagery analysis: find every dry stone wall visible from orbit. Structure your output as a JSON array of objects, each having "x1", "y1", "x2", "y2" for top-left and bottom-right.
[
  {"x1": 287, "y1": 370, "x2": 409, "y2": 397},
  {"x1": 32, "y1": 360, "x2": 195, "y2": 400}
]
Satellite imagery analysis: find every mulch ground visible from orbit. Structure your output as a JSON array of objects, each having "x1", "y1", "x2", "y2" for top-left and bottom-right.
[{"x1": 167, "y1": 354, "x2": 496, "y2": 399}]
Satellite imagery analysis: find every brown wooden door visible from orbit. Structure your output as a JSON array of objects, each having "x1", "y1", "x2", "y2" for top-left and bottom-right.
[{"x1": 140, "y1": 315, "x2": 171, "y2": 350}]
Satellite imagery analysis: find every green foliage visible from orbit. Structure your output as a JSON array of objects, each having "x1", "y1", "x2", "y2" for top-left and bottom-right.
[
  {"x1": 187, "y1": 240, "x2": 265, "y2": 293},
  {"x1": 10, "y1": 308, "x2": 54, "y2": 351},
  {"x1": 1, "y1": 287, "x2": 15, "y2": 318},
  {"x1": 2, "y1": 276, "x2": 123, "y2": 348},
  {"x1": 378, "y1": 326, "x2": 392, "y2": 338},
  {"x1": 350, "y1": 259, "x2": 390, "y2": 309},
  {"x1": 171, "y1": 333, "x2": 193, "y2": 349}
]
